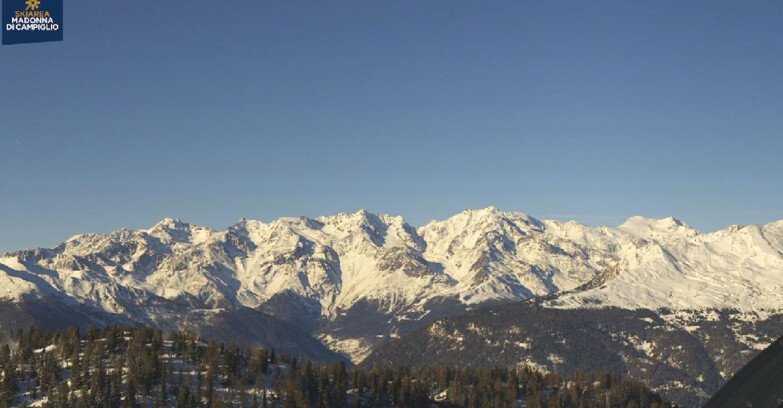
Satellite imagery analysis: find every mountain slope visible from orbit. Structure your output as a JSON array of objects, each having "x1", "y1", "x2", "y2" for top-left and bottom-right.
[
  {"x1": 703, "y1": 337, "x2": 783, "y2": 408},
  {"x1": 362, "y1": 301, "x2": 783, "y2": 407},
  {"x1": 550, "y1": 218, "x2": 783, "y2": 310}
]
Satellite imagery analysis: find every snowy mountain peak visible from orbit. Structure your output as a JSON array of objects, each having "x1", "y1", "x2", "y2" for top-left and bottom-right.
[
  {"x1": 144, "y1": 218, "x2": 218, "y2": 246},
  {"x1": 317, "y1": 209, "x2": 380, "y2": 227},
  {"x1": 473, "y1": 205, "x2": 501, "y2": 213},
  {"x1": 456, "y1": 205, "x2": 516, "y2": 220},
  {"x1": 427, "y1": 206, "x2": 541, "y2": 231},
  {"x1": 152, "y1": 217, "x2": 189, "y2": 230},
  {"x1": 617, "y1": 215, "x2": 699, "y2": 240}
]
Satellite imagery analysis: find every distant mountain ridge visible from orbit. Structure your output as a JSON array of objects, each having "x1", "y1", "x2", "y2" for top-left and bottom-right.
[{"x1": 1, "y1": 207, "x2": 782, "y2": 369}]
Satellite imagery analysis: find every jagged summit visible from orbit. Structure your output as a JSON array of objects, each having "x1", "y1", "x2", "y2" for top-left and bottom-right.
[
  {"x1": 152, "y1": 217, "x2": 189, "y2": 229},
  {"x1": 461, "y1": 205, "x2": 502, "y2": 215},
  {"x1": 422, "y1": 206, "x2": 543, "y2": 233}
]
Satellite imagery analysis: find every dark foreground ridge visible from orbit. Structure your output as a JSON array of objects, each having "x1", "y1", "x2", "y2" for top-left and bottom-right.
[{"x1": 703, "y1": 337, "x2": 783, "y2": 408}]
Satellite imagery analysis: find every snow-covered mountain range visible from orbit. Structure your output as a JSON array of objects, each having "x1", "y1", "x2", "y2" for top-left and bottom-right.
[{"x1": 1, "y1": 206, "x2": 782, "y2": 363}]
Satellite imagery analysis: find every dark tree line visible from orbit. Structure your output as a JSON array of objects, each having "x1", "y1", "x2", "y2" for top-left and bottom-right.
[{"x1": 0, "y1": 326, "x2": 675, "y2": 408}]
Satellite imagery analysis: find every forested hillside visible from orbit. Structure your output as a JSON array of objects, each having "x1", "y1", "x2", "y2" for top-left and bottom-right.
[
  {"x1": 363, "y1": 303, "x2": 783, "y2": 407},
  {"x1": 0, "y1": 326, "x2": 674, "y2": 408}
]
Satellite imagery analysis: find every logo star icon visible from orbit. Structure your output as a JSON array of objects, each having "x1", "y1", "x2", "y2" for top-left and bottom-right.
[{"x1": 25, "y1": 0, "x2": 41, "y2": 11}]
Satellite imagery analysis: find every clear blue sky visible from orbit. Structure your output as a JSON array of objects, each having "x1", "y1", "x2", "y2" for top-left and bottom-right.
[{"x1": 1, "y1": 1, "x2": 782, "y2": 253}]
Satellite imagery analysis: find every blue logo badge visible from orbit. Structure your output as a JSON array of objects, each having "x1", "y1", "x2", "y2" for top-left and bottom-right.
[{"x1": 3, "y1": 0, "x2": 63, "y2": 45}]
